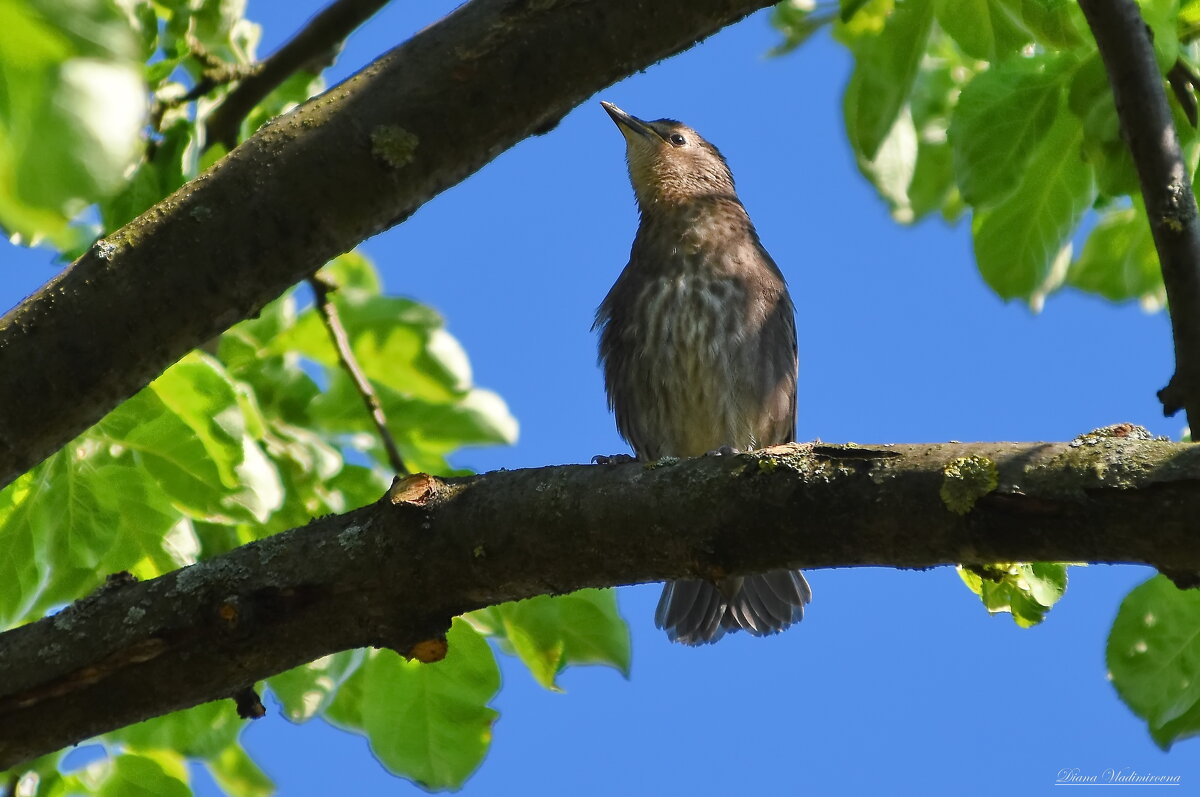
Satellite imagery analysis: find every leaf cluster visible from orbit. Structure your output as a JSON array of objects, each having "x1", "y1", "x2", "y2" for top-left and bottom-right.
[
  {"x1": 773, "y1": 0, "x2": 1200, "y2": 749},
  {"x1": 0, "y1": 0, "x2": 629, "y2": 792},
  {"x1": 775, "y1": 0, "x2": 1193, "y2": 309}
]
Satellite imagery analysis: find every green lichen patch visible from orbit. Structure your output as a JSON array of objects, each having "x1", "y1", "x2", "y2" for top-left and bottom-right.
[
  {"x1": 941, "y1": 455, "x2": 999, "y2": 515},
  {"x1": 644, "y1": 455, "x2": 680, "y2": 470},
  {"x1": 757, "y1": 456, "x2": 780, "y2": 473},
  {"x1": 371, "y1": 125, "x2": 419, "y2": 168}
]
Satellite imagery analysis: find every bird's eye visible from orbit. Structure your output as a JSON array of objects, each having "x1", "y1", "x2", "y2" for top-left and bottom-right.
[{"x1": 669, "y1": 133, "x2": 686, "y2": 147}]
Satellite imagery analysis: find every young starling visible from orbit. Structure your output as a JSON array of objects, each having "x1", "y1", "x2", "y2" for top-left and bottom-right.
[{"x1": 594, "y1": 101, "x2": 811, "y2": 645}]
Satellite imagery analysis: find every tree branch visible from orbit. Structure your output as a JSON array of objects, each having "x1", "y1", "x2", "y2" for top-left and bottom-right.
[
  {"x1": 3, "y1": 438, "x2": 1200, "y2": 768},
  {"x1": 1080, "y1": 0, "x2": 1200, "y2": 429},
  {"x1": 308, "y1": 273, "x2": 408, "y2": 474},
  {"x1": 205, "y1": 0, "x2": 393, "y2": 151},
  {"x1": 0, "y1": 0, "x2": 774, "y2": 491}
]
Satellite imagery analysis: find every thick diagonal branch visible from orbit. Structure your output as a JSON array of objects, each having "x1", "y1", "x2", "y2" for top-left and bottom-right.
[
  {"x1": 3, "y1": 439, "x2": 1200, "y2": 768},
  {"x1": 0, "y1": 0, "x2": 774, "y2": 491},
  {"x1": 1080, "y1": 0, "x2": 1200, "y2": 429},
  {"x1": 205, "y1": 0, "x2": 392, "y2": 150}
]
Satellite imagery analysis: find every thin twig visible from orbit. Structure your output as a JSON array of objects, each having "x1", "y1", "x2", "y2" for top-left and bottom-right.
[
  {"x1": 1080, "y1": 0, "x2": 1200, "y2": 430},
  {"x1": 309, "y1": 274, "x2": 409, "y2": 475},
  {"x1": 1168, "y1": 58, "x2": 1200, "y2": 127},
  {"x1": 205, "y1": 0, "x2": 392, "y2": 150},
  {"x1": 145, "y1": 37, "x2": 258, "y2": 159}
]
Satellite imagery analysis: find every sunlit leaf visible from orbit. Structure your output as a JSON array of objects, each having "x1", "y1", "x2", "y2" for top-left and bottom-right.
[
  {"x1": 842, "y1": 0, "x2": 935, "y2": 161},
  {"x1": 935, "y1": 0, "x2": 1031, "y2": 61},
  {"x1": 949, "y1": 55, "x2": 1073, "y2": 208},
  {"x1": 108, "y1": 700, "x2": 243, "y2": 760},
  {"x1": 476, "y1": 590, "x2": 631, "y2": 690},
  {"x1": 957, "y1": 562, "x2": 1069, "y2": 627},
  {"x1": 327, "y1": 620, "x2": 500, "y2": 791},
  {"x1": 971, "y1": 109, "x2": 1095, "y2": 300},
  {"x1": 79, "y1": 751, "x2": 191, "y2": 797},
  {"x1": 206, "y1": 744, "x2": 274, "y2": 797},
  {"x1": 1109, "y1": 576, "x2": 1200, "y2": 749},
  {"x1": 0, "y1": 0, "x2": 145, "y2": 246},
  {"x1": 270, "y1": 650, "x2": 366, "y2": 723},
  {"x1": 1067, "y1": 201, "x2": 1165, "y2": 306}
]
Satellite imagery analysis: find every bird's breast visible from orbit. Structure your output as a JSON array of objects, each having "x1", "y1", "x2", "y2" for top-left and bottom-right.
[{"x1": 611, "y1": 266, "x2": 765, "y2": 458}]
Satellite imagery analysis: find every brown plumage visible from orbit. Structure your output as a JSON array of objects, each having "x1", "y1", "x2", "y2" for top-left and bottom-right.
[{"x1": 594, "y1": 101, "x2": 811, "y2": 645}]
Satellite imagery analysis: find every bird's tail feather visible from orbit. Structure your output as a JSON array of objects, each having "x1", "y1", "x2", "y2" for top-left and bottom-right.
[{"x1": 655, "y1": 570, "x2": 811, "y2": 646}]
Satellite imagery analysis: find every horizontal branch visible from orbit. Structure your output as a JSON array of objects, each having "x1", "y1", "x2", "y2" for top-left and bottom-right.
[
  {"x1": 3, "y1": 437, "x2": 1199, "y2": 768},
  {"x1": 0, "y1": 0, "x2": 773, "y2": 490}
]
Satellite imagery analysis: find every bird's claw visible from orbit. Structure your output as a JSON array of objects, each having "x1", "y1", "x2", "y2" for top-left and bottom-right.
[
  {"x1": 704, "y1": 445, "x2": 741, "y2": 457},
  {"x1": 592, "y1": 453, "x2": 636, "y2": 465}
]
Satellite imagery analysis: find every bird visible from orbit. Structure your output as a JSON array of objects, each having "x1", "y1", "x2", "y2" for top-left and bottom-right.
[{"x1": 593, "y1": 101, "x2": 811, "y2": 645}]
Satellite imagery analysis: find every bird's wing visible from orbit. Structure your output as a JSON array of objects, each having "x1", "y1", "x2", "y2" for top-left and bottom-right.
[{"x1": 755, "y1": 258, "x2": 798, "y2": 447}]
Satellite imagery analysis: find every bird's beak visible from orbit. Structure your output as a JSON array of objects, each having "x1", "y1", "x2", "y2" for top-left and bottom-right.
[{"x1": 601, "y1": 101, "x2": 658, "y2": 142}]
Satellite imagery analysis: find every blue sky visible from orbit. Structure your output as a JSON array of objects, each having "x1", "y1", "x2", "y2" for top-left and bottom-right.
[{"x1": 5, "y1": 1, "x2": 1195, "y2": 793}]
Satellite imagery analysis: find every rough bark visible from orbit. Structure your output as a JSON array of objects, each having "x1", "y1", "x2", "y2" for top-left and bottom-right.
[
  {"x1": 0, "y1": 0, "x2": 774, "y2": 490},
  {"x1": 1080, "y1": 0, "x2": 1200, "y2": 428},
  {"x1": 3, "y1": 437, "x2": 1200, "y2": 768}
]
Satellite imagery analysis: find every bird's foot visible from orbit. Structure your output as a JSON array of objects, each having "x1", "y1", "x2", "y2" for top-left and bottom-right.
[
  {"x1": 704, "y1": 445, "x2": 741, "y2": 457},
  {"x1": 592, "y1": 453, "x2": 637, "y2": 465}
]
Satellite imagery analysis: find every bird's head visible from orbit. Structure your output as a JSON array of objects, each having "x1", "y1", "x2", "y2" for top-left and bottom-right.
[{"x1": 600, "y1": 101, "x2": 736, "y2": 207}]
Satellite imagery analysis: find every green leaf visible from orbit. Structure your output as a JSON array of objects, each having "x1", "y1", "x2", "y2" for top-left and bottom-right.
[
  {"x1": 1019, "y1": 0, "x2": 1085, "y2": 49},
  {"x1": 770, "y1": 0, "x2": 833, "y2": 55},
  {"x1": 1108, "y1": 575, "x2": 1200, "y2": 749},
  {"x1": 322, "y1": 251, "x2": 382, "y2": 294},
  {"x1": 1137, "y1": 0, "x2": 1180, "y2": 75},
  {"x1": 270, "y1": 650, "x2": 365, "y2": 723},
  {"x1": 0, "y1": 467, "x2": 49, "y2": 627},
  {"x1": 206, "y1": 744, "x2": 274, "y2": 797},
  {"x1": 222, "y1": 301, "x2": 323, "y2": 428},
  {"x1": 312, "y1": 377, "x2": 518, "y2": 461},
  {"x1": 957, "y1": 562, "x2": 1068, "y2": 627},
  {"x1": 100, "y1": 119, "x2": 195, "y2": 232},
  {"x1": 1088, "y1": 139, "x2": 1140, "y2": 200},
  {"x1": 164, "y1": 0, "x2": 257, "y2": 62},
  {"x1": 971, "y1": 109, "x2": 1096, "y2": 300},
  {"x1": 0, "y1": 448, "x2": 180, "y2": 628},
  {"x1": 358, "y1": 620, "x2": 500, "y2": 790},
  {"x1": 853, "y1": 103, "x2": 919, "y2": 217},
  {"x1": 878, "y1": 32, "x2": 979, "y2": 222},
  {"x1": 475, "y1": 590, "x2": 631, "y2": 690},
  {"x1": 0, "y1": 0, "x2": 146, "y2": 247},
  {"x1": 94, "y1": 352, "x2": 282, "y2": 523},
  {"x1": 78, "y1": 751, "x2": 191, "y2": 797},
  {"x1": 324, "y1": 653, "x2": 368, "y2": 731},
  {"x1": 843, "y1": 0, "x2": 935, "y2": 161},
  {"x1": 238, "y1": 68, "x2": 324, "y2": 143},
  {"x1": 935, "y1": 0, "x2": 1031, "y2": 61},
  {"x1": 1069, "y1": 54, "x2": 1140, "y2": 199},
  {"x1": 108, "y1": 700, "x2": 243, "y2": 759},
  {"x1": 89, "y1": 463, "x2": 192, "y2": 577},
  {"x1": 835, "y1": 0, "x2": 896, "y2": 39},
  {"x1": 949, "y1": 56, "x2": 1071, "y2": 207},
  {"x1": 840, "y1": 0, "x2": 874, "y2": 22},
  {"x1": 1067, "y1": 201, "x2": 1165, "y2": 305},
  {"x1": 279, "y1": 293, "x2": 471, "y2": 403},
  {"x1": 908, "y1": 138, "x2": 958, "y2": 221}
]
